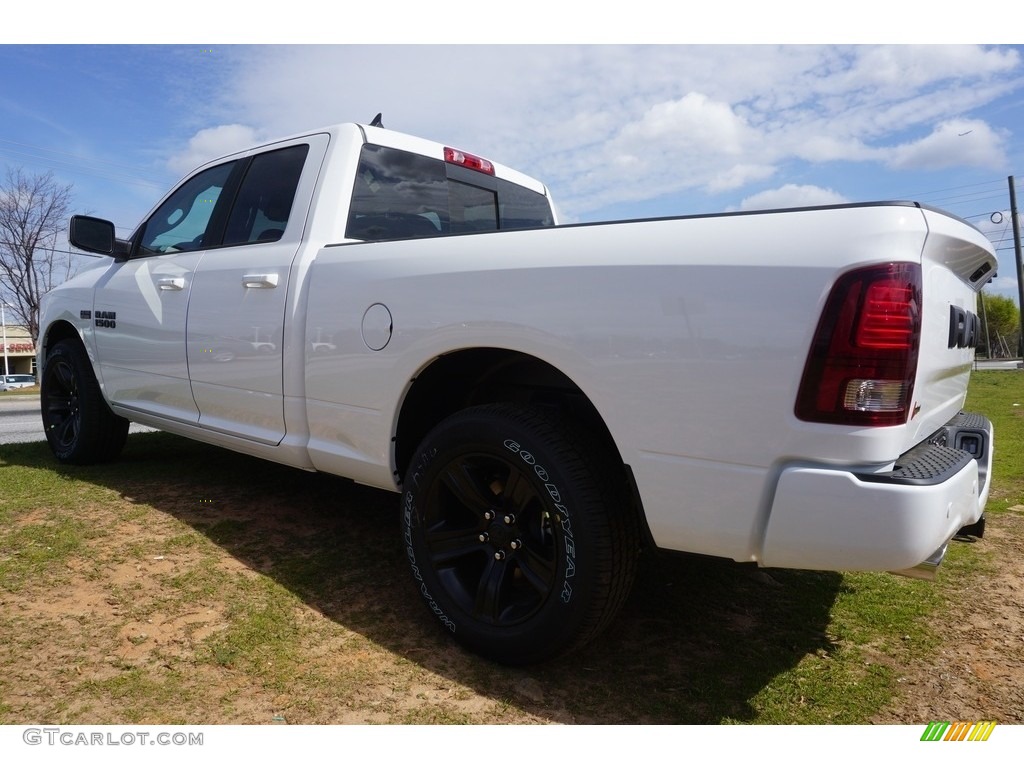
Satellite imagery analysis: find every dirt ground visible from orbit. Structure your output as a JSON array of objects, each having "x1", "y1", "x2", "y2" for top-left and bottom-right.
[
  {"x1": 873, "y1": 511, "x2": 1024, "y2": 724},
  {"x1": 2, "y1": 440, "x2": 1022, "y2": 724}
]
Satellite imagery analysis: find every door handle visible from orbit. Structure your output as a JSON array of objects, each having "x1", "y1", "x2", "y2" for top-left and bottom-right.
[
  {"x1": 243, "y1": 273, "x2": 279, "y2": 289},
  {"x1": 158, "y1": 277, "x2": 185, "y2": 291}
]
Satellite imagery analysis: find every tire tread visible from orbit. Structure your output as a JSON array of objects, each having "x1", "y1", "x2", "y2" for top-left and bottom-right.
[
  {"x1": 404, "y1": 402, "x2": 640, "y2": 664},
  {"x1": 41, "y1": 338, "x2": 129, "y2": 464}
]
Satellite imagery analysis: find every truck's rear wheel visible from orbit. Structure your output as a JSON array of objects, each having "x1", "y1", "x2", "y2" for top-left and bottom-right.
[
  {"x1": 402, "y1": 404, "x2": 637, "y2": 665},
  {"x1": 40, "y1": 338, "x2": 129, "y2": 464}
]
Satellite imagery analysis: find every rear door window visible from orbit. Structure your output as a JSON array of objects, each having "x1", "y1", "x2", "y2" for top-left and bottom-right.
[{"x1": 223, "y1": 144, "x2": 310, "y2": 246}]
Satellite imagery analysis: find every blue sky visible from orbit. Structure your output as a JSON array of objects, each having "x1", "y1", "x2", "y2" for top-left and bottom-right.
[{"x1": 3, "y1": 14, "x2": 1024, "y2": 303}]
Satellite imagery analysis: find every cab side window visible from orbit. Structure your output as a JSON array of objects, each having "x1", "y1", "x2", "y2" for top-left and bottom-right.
[
  {"x1": 496, "y1": 178, "x2": 554, "y2": 230},
  {"x1": 223, "y1": 144, "x2": 310, "y2": 246},
  {"x1": 137, "y1": 162, "x2": 236, "y2": 255}
]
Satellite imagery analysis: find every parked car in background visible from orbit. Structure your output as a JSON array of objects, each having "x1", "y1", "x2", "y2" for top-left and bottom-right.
[{"x1": 0, "y1": 374, "x2": 37, "y2": 391}]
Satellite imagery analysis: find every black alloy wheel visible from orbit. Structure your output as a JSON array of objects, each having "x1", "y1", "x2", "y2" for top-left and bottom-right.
[
  {"x1": 402, "y1": 403, "x2": 638, "y2": 665},
  {"x1": 40, "y1": 338, "x2": 128, "y2": 464}
]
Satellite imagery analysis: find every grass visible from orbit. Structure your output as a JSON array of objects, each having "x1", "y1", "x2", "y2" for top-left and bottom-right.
[
  {"x1": 0, "y1": 385, "x2": 39, "y2": 397},
  {"x1": 965, "y1": 370, "x2": 1024, "y2": 514},
  {"x1": 0, "y1": 370, "x2": 1020, "y2": 724},
  {"x1": 0, "y1": 515, "x2": 87, "y2": 588}
]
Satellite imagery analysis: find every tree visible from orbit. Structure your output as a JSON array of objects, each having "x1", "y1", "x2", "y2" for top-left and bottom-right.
[
  {"x1": 0, "y1": 167, "x2": 75, "y2": 342},
  {"x1": 979, "y1": 292, "x2": 1021, "y2": 358}
]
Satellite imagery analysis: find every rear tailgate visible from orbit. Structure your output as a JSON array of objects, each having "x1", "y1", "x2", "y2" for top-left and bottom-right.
[
  {"x1": 908, "y1": 207, "x2": 997, "y2": 447},
  {"x1": 760, "y1": 205, "x2": 996, "y2": 573}
]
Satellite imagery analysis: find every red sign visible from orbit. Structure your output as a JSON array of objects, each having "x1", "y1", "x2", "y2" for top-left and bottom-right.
[{"x1": 1, "y1": 343, "x2": 34, "y2": 353}]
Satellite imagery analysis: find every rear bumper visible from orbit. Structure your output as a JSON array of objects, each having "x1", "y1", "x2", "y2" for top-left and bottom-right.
[{"x1": 760, "y1": 412, "x2": 992, "y2": 573}]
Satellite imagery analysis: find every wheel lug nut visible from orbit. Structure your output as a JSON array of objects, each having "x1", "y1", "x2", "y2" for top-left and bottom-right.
[
  {"x1": 503, "y1": 514, "x2": 515, "y2": 525},
  {"x1": 478, "y1": 533, "x2": 489, "y2": 543},
  {"x1": 484, "y1": 511, "x2": 494, "y2": 521},
  {"x1": 494, "y1": 550, "x2": 506, "y2": 561},
  {"x1": 510, "y1": 539, "x2": 522, "y2": 551}
]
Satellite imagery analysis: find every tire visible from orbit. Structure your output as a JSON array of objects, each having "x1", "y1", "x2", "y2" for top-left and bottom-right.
[
  {"x1": 40, "y1": 338, "x2": 129, "y2": 464},
  {"x1": 402, "y1": 403, "x2": 638, "y2": 665}
]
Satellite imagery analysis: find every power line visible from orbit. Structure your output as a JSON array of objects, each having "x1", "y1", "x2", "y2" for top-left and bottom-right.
[
  {"x1": 0, "y1": 147, "x2": 168, "y2": 191},
  {"x1": 0, "y1": 137, "x2": 167, "y2": 177},
  {"x1": 0, "y1": 138, "x2": 171, "y2": 191},
  {"x1": 919, "y1": 189, "x2": 1008, "y2": 209},
  {"x1": 895, "y1": 175, "x2": 1017, "y2": 215},
  {"x1": 894, "y1": 178, "x2": 1008, "y2": 197}
]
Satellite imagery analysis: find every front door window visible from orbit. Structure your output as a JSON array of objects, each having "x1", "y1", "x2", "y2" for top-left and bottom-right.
[{"x1": 137, "y1": 162, "x2": 235, "y2": 255}]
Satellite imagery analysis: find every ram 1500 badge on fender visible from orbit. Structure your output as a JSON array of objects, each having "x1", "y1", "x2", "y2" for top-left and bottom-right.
[{"x1": 39, "y1": 121, "x2": 996, "y2": 665}]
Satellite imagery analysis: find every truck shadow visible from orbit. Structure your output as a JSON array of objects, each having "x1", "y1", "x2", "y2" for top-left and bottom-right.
[{"x1": 12, "y1": 430, "x2": 845, "y2": 724}]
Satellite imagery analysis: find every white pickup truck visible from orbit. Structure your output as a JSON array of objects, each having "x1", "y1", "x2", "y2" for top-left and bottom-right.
[{"x1": 39, "y1": 120, "x2": 995, "y2": 664}]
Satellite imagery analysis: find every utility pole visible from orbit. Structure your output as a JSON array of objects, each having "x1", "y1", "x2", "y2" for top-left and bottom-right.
[
  {"x1": 979, "y1": 289, "x2": 992, "y2": 361},
  {"x1": 1010, "y1": 176, "x2": 1024, "y2": 361},
  {"x1": 1, "y1": 302, "x2": 8, "y2": 376}
]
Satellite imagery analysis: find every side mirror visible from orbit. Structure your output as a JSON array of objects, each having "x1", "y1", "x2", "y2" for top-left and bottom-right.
[{"x1": 69, "y1": 215, "x2": 129, "y2": 258}]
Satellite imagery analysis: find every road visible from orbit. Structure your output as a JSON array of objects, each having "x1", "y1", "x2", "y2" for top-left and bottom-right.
[
  {"x1": 975, "y1": 359, "x2": 1023, "y2": 371},
  {"x1": 0, "y1": 395, "x2": 157, "y2": 446}
]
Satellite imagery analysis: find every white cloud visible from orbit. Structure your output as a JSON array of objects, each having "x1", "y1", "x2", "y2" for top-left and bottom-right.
[
  {"x1": 707, "y1": 165, "x2": 777, "y2": 194},
  {"x1": 887, "y1": 119, "x2": 1007, "y2": 171},
  {"x1": 740, "y1": 184, "x2": 849, "y2": 210},
  {"x1": 793, "y1": 135, "x2": 879, "y2": 164},
  {"x1": 167, "y1": 45, "x2": 1023, "y2": 219},
  {"x1": 558, "y1": 92, "x2": 775, "y2": 208},
  {"x1": 617, "y1": 94, "x2": 753, "y2": 154},
  {"x1": 847, "y1": 46, "x2": 1019, "y2": 92},
  {"x1": 168, "y1": 124, "x2": 261, "y2": 176}
]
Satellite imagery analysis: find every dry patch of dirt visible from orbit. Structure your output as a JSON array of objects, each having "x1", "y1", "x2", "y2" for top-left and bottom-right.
[
  {"x1": 1, "y1": 453, "x2": 1021, "y2": 725},
  {"x1": 873, "y1": 513, "x2": 1024, "y2": 723},
  {"x1": 0, "y1": 485, "x2": 551, "y2": 725}
]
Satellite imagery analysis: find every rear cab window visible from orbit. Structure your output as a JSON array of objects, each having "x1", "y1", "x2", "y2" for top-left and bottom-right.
[{"x1": 346, "y1": 144, "x2": 553, "y2": 242}]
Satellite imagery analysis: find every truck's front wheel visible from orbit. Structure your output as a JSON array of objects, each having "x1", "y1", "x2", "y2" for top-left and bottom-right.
[
  {"x1": 40, "y1": 338, "x2": 129, "y2": 464},
  {"x1": 402, "y1": 404, "x2": 637, "y2": 665}
]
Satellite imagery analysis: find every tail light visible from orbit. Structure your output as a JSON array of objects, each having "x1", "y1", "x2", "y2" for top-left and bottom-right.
[{"x1": 796, "y1": 263, "x2": 922, "y2": 426}]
